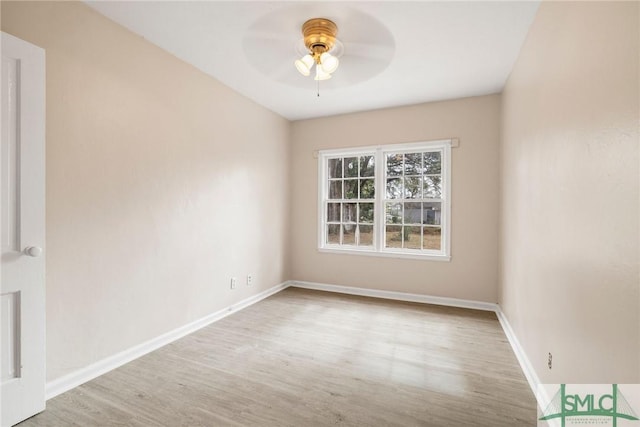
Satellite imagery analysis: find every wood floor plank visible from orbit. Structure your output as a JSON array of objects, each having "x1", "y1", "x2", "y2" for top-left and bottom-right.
[{"x1": 18, "y1": 288, "x2": 537, "y2": 426}]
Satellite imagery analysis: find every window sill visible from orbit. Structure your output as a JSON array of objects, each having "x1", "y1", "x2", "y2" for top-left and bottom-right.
[{"x1": 318, "y1": 247, "x2": 451, "y2": 262}]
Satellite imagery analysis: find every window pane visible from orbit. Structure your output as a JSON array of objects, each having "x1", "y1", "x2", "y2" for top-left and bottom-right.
[
  {"x1": 404, "y1": 226, "x2": 421, "y2": 249},
  {"x1": 327, "y1": 224, "x2": 340, "y2": 244},
  {"x1": 343, "y1": 203, "x2": 357, "y2": 223},
  {"x1": 360, "y1": 179, "x2": 375, "y2": 199},
  {"x1": 386, "y1": 154, "x2": 403, "y2": 176},
  {"x1": 423, "y1": 176, "x2": 442, "y2": 198},
  {"x1": 343, "y1": 224, "x2": 356, "y2": 245},
  {"x1": 359, "y1": 203, "x2": 374, "y2": 223},
  {"x1": 404, "y1": 176, "x2": 421, "y2": 199},
  {"x1": 345, "y1": 157, "x2": 359, "y2": 177},
  {"x1": 404, "y1": 202, "x2": 421, "y2": 224},
  {"x1": 345, "y1": 180, "x2": 358, "y2": 199},
  {"x1": 385, "y1": 202, "x2": 402, "y2": 224},
  {"x1": 329, "y1": 180, "x2": 342, "y2": 199},
  {"x1": 385, "y1": 225, "x2": 402, "y2": 248},
  {"x1": 423, "y1": 202, "x2": 442, "y2": 225},
  {"x1": 359, "y1": 225, "x2": 373, "y2": 246},
  {"x1": 423, "y1": 227, "x2": 441, "y2": 250},
  {"x1": 404, "y1": 153, "x2": 422, "y2": 175},
  {"x1": 328, "y1": 158, "x2": 342, "y2": 178},
  {"x1": 359, "y1": 155, "x2": 375, "y2": 177},
  {"x1": 327, "y1": 203, "x2": 341, "y2": 222},
  {"x1": 386, "y1": 178, "x2": 402, "y2": 199},
  {"x1": 424, "y1": 152, "x2": 441, "y2": 174}
]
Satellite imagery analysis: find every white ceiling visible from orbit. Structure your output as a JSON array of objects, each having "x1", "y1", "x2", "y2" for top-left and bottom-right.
[{"x1": 85, "y1": 1, "x2": 540, "y2": 121}]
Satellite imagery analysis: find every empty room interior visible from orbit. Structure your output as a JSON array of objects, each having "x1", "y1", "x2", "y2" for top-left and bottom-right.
[{"x1": 1, "y1": 1, "x2": 638, "y2": 426}]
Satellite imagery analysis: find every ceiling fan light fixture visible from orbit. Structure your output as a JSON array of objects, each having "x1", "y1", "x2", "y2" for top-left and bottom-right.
[
  {"x1": 319, "y1": 52, "x2": 339, "y2": 74},
  {"x1": 295, "y1": 18, "x2": 341, "y2": 82},
  {"x1": 295, "y1": 54, "x2": 314, "y2": 76},
  {"x1": 314, "y1": 65, "x2": 332, "y2": 81}
]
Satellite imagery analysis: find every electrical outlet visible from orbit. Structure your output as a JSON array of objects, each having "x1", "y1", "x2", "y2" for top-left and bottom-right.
[
  {"x1": 230, "y1": 277, "x2": 237, "y2": 289},
  {"x1": 247, "y1": 274, "x2": 253, "y2": 286},
  {"x1": 548, "y1": 352, "x2": 553, "y2": 369}
]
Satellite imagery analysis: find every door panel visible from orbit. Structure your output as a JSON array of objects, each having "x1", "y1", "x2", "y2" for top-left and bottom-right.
[
  {"x1": 0, "y1": 292, "x2": 20, "y2": 382},
  {"x1": 1, "y1": 32, "x2": 46, "y2": 427}
]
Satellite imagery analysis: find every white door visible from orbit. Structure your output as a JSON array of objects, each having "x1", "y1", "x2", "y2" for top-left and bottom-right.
[{"x1": 1, "y1": 32, "x2": 46, "y2": 427}]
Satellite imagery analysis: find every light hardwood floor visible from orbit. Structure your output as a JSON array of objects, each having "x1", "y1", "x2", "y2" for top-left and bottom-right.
[{"x1": 19, "y1": 288, "x2": 537, "y2": 426}]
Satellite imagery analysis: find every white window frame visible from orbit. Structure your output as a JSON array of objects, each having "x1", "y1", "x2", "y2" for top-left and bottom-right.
[{"x1": 317, "y1": 139, "x2": 452, "y2": 261}]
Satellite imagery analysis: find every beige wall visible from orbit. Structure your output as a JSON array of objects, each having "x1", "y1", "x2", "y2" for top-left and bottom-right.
[
  {"x1": 1, "y1": 1, "x2": 290, "y2": 381},
  {"x1": 500, "y1": 1, "x2": 639, "y2": 383},
  {"x1": 290, "y1": 95, "x2": 501, "y2": 302}
]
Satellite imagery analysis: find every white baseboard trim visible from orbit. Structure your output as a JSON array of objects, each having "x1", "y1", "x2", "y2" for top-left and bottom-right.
[
  {"x1": 290, "y1": 280, "x2": 499, "y2": 312},
  {"x1": 495, "y1": 308, "x2": 541, "y2": 398},
  {"x1": 45, "y1": 281, "x2": 290, "y2": 400}
]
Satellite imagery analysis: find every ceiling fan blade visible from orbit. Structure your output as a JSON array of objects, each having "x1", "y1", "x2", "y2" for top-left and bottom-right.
[
  {"x1": 341, "y1": 41, "x2": 395, "y2": 61},
  {"x1": 338, "y1": 58, "x2": 391, "y2": 85},
  {"x1": 266, "y1": 60, "x2": 300, "y2": 81},
  {"x1": 243, "y1": 32, "x2": 296, "y2": 45}
]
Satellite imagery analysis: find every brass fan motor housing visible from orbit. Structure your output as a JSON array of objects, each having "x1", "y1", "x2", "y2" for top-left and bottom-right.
[{"x1": 302, "y1": 18, "x2": 338, "y2": 62}]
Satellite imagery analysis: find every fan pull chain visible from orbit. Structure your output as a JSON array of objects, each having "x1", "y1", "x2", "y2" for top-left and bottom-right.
[{"x1": 317, "y1": 78, "x2": 320, "y2": 97}]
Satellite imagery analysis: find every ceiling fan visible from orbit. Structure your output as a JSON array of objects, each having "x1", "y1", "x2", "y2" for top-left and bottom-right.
[{"x1": 241, "y1": 5, "x2": 395, "y2": 91}]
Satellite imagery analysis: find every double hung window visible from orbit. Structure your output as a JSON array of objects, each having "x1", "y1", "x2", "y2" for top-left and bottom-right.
[{"x1": 318, "y1": 140, "x2": 451, "y2": 260}]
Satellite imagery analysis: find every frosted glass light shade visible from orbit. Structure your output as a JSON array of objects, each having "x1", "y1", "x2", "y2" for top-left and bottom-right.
[
  {"x1": 320, "y1": 52, "x2": 339, "y2": 74},
  {"x1": 314, "y1": 65, "x2": 332, "y2": 81},
  {"x1": 295, "y1": 54, "x2": 314, "y2": 76}
]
